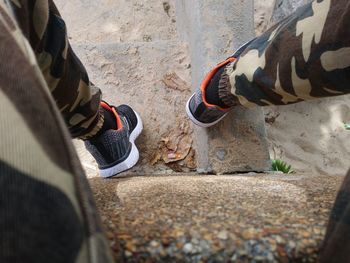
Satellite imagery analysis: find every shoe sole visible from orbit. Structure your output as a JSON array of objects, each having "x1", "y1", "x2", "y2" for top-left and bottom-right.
[
  {"x1": 186, "y1": 94, "x2": 228, "y2": 128},
  {"x1": 100, "y1": 111, "x2": 143, "y2": 178}
]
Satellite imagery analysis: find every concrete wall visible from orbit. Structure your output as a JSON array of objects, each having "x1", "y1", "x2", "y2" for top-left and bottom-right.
[{"x1": 175, "y1": 0, "x2": 271, "y2": 173}]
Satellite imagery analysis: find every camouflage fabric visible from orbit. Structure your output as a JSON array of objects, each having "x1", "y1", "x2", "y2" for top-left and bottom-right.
[
  {"x1": 0, "y1": 0, "x2": 113, "y2": 262},
  {"x1": 220, "y1": 0, "x2": 350, "y2": 108},
  {"x1": 0, "y1": 0, "x2": 349, "y2": 262},
  {"x1": 322, "y1": 169, "x2": 350, "y2": 262},
  {"x1": 219, "y1": 0, "x2": 350, "y2": 261},
  {"x1": 9, "y1": 0, "x2": 103, "y2": 139}
]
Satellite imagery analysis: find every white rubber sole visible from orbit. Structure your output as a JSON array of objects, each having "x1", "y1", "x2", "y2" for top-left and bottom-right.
[
  {"x1": 100, "y1": 111, "x2": 143, "y2": 178},
  {"x1": 186, "y1": 94, "x2": 228, "y2": 128}
]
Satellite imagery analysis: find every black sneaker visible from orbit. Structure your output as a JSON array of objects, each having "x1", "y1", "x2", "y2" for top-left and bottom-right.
[
  {"x1": 185, "y1": 57, "x2": 235, "y2": 128},
  {"x1": 85, "y1": 102, "x2": 143, "y2": 178},
  {"x1": 186, "y1": 39, "x2": 255, "y2": 127}
]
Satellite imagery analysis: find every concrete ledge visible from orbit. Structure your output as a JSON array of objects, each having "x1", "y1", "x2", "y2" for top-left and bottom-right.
[{"x1": 90, "y1": 174, "x2": 343, "y2": 262}]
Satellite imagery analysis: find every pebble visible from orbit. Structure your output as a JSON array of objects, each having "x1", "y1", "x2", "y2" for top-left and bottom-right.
[
  {"x1": 125, "y1": 241, "x2": 136, "y2": 252},
  {"x1": 242, "y1": 228, "x2": 256, "y2": 240},
  {"x1": 203, "y1": 233, "x2": 212, "y2": 240},
  {"x1": 162, "y1": 237, "x2": 170, "y2": 246},
  {"x1": 217, "y1": 230, "x2": 229, "y2": 240},
  {"x1": 216, "y1": 149, "x2": 227, "y2": 161},
  {"x1": 313, "y1": 227, "x2": 322, "y2": 235},
  {"x1": 237, "y1": 249, "x2": 248, "y2": 256},
  {"x1": 176, "y1": 242, "x2": 184, "y2": 249},
  {"x1": 231, "y1": 254, "x2": 238, "y2": 261},
  {"x1": 267, "y1": 238, "x2": 277, "y2": 251},
  {"x1": 183, "y1": 243, "x2": 194, "y2": 254},
  {"x1": 300, "y1": 230, "x2": 311, "y2": 238},
  {"x1": 254, "y1": 255, "x2": 266, "y2": 261},
  {"x1": 253, "y1": 244, "x2": 264, "y2": 254},
  {"x1": 192, "y1": 238, "x2": 200, "y2": 245},
  {"x1": 287, "y1": 241, "x2": 296, "y2": 249},
  {"x1": 275, "y1": 235, "x2": 285, "y2": 244},
  {"x1": 124, "y1": 251, "x2": 132, "y2": 257},
  {"x1": 266, "y1": 252, "x2": 274, "y2": 261},
  {"x1": 199, "y1": 240, "x2": 210, "y2": 251},
  {"x1": 150, "y1": 240, "x2": 159, "y2": 247}
]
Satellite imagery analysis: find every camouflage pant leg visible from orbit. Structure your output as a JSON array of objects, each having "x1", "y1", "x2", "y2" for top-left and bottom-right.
[
  {"x1": 321, "y1": 169, "x2": 350, "y2": 262},
  {"x1": 10, "y1": 0, "x2": 103, "y2": 139},
  {"x1": 220, "y1": 0, "x2": 350, "y2": 108},
  {"x1": 219, "y1": 0, "x2": 350, "y2": 261},
  {"x1": 0, "y1": 1, "x2": 113, "y2": 262}
]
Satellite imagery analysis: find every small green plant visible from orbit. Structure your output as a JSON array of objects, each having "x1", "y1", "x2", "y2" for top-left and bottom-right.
[
  {"x1": 271, "y1": 159, "x2": 294, "y2": 174},
  {"x1": 345, "y1": 123, "x2": 350, "y2": 130}
]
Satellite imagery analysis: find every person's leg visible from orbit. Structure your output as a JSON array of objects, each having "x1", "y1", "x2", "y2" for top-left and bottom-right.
[
  {"x1": 221, "y1": 0, "x2": 350, "y2": 108},
  {"x1": 187, "y1": 0, "x2": 350, "y2": 261},
  {"x1": 10, "y1": 0, "x2": 143, "y2": 177},
  {"x1": 321, "y1": 169, "x2": 350, "y2": 262},
  {"x1": 0, "y1": 1, "x2": 113, "y2": 262},
  {"x1": 187, "y1": 0, "x2": 350, "y2": 126},
  {"x1": 225, "y1": 3, "x2": 350, "y2": 260},
  {"x1": 10, "y1": 0, "x2": 103, "y2": 139}
]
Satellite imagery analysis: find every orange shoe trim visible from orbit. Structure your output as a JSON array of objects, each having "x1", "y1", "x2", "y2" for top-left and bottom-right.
[
  {"x1": 100, "y1": 101, "x2": 123, "y2": 131},
  {"x1": 200, "y1": 57, "x2": 236, "y2": 112}
]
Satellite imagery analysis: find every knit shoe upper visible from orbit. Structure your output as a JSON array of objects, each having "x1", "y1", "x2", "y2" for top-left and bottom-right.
[
  {"x1": 186, "y1": 58, "x2": 235, "y2": 128},
  {"x1": 85, "y1": 102, "x2": 143, "y2": 177}
]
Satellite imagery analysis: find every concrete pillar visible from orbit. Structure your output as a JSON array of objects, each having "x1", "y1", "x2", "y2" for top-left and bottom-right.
[{"x1": 175, "y1": 0, "x2": 271, "y2": 173}]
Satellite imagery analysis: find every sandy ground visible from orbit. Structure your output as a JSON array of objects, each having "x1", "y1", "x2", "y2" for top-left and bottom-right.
[{"x1": 57, "y1": 0, "x2": 349, "y2": 177}]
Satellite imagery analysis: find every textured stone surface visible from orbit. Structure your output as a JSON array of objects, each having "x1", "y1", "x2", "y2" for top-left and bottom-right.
[
  {"x1": 89, "y1": 174, "x2": 343, "y2": 262},
  {"x1": 175, "y1": 0, "x2": 271, "y2": 173},
  {"x1": 208, "y1": 107, "x2": 271, "y2": 173}
]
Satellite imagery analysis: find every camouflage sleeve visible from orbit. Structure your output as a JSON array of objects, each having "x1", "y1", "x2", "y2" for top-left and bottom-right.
[
  {"x1": 320, "y1": 169, "x2": 350, "y2": 262},
  {"x1": 10, "y1": 0, "x2": 103, "y2": 139},
  {"x1": 222, "y1": 0, "x2": 350, "y2": 108},
  {"x1": 0, "y1": 1, "x2": 113, "y2": 261}
]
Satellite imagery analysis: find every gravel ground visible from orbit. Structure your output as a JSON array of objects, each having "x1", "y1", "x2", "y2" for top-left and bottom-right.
[{"x1": 89, "y1": 173, "x2": 343, "y2": 262}]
